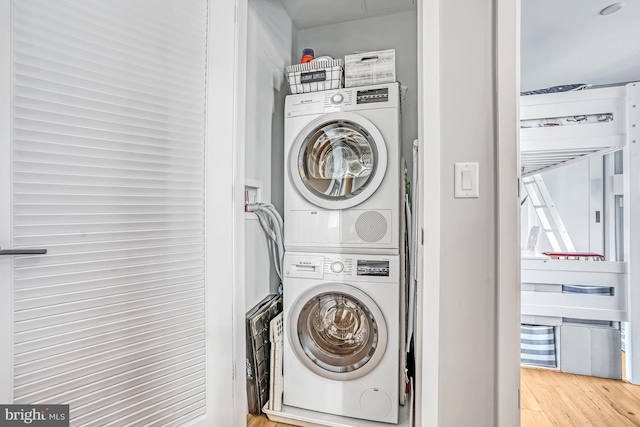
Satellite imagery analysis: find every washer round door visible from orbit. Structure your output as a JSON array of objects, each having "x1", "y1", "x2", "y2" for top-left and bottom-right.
[
  {"x1": 290, "y1": 112, "x2": 388, "y2": 210},
  {"x1": 288, "y1": 282, "x2": 388, "y2": 381}
]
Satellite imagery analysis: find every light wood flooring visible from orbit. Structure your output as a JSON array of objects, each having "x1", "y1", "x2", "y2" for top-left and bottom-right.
[{"x1": 247, "y1": 368, "x2": 640, "y2": 426}]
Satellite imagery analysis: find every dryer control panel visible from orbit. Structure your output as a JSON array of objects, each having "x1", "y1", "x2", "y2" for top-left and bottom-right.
[
  {"x1": 356, "y1": 87, "x2": 389, "y2": 104},
  {"x1": 285, "y1": 82, "x2": 399, "y2": 117}
]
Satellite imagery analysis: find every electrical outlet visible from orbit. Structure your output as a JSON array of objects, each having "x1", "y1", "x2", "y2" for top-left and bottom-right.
[{"x1": 244, "y1": 179, "x2": 263, "y2": 204}]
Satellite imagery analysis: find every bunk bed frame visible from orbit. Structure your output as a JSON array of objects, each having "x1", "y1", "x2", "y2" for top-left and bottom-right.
[
  {"x1": 519, "y1": 82, "x2": 640, "y2": 383},
  {"x1": 521, "y1": 84, "x2": 630, "y2": 177}
]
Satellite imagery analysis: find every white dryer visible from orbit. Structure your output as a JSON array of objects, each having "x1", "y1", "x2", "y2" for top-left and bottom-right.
[
  {"x1": 283, "y1": 252, "x2": 399, "y2": 424},
  {"x1": 284, "y1": 82, "x2": 401, "y2": 254}
]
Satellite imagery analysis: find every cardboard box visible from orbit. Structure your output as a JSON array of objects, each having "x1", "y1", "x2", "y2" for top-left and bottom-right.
[
  {"x1": 345, "y1": 49, "x2": 396, "y2": 88},
  {"x1": 560, "y1": 323, "x2": 622, "y2": 379}
]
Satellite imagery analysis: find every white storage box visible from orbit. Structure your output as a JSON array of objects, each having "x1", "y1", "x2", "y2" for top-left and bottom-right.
[
  {"x1": 345, "y1": 49, "x2": 396, "y2": 88},
  {"x1": 285, "y1": 59, "x2": 344, "y2": 94},
  {"x1": 560, "y1": 323, "x2": 622, "y2": 379}
]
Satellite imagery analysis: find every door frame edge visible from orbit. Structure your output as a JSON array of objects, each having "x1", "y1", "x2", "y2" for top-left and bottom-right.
[{"x1": 495, "y1": 0, "x2": 521, "y2": 425}]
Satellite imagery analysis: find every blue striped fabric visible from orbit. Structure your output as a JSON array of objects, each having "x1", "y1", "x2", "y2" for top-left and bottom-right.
[
  {"x1": 562, "y1": 284, "x2": 612, "y2": 295},
  {"x1": 521, "y1": 325, "x2": 556, "y2": 368}
]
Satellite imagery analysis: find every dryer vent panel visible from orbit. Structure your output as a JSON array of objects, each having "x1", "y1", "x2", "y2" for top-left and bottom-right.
[
  {"x1": 355, "y1": 211, "x2": 388, "y2": 242},
  {"x1": 340, "y1": 209, "x2": 392, "y2": 244}
]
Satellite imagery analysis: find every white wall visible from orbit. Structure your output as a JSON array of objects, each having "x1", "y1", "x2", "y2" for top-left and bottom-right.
[
  {"x1": 521, "y1": 161, "x2": 602, "y2": 254},
  {"x1": 245, "y1": 0, "x2": 293, "y2": 211},
  {"x1": 423, "y1": 0, "x2": 503, "y2": 424},
  {"x1": 244, "y1": 214, "x2": 279, "y2": 310},
  {"x1": 295, "y1": 11, "x2": 419, "y2": 179},
  {"x1": 244, "y1": 0, "x2": 293, "y2": 311}
]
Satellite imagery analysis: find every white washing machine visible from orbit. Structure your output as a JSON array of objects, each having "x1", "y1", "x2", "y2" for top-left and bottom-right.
[
  {"x1": 283, "y1": 252, "x2": 399, "y2": 424},
  {"x1": 284, "y1": 82, "x2": 401, "y2": 254}
]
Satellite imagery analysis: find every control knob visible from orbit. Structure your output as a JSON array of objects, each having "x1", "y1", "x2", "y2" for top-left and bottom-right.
[
  {"x1": 330, "y1": 261, "x2": 344, "y2": 273},
  {"x1": 331, "y1": 93, "x2": 344, "y2": 105}
]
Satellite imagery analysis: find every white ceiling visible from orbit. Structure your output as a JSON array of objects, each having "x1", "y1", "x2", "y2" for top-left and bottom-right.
[
  {"x1": 521, "y1": 0, "x2": 640, "y2": 91},
  {"x1": 278, "y1": 0, "x2": 640, "y2": 91},
  {"x1": 279, "y1": 0, "x2": 416, "y2": 30}
]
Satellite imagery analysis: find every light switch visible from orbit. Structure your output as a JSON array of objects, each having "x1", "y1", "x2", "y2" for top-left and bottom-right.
[
  {"x1": 461, "y1": 170, "x2": 473, "y2": 190},
  {"x1": 454, "y1": 162, "x2": 479, "y2": 198}
]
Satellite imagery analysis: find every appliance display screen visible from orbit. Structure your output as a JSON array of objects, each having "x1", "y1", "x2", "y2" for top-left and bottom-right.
[
  {"x1": 356, "y1": 260, "x2": 390, "y2": 277},
  {"x1": 356, "y1": 88, "x2": 389, "y2": 104}
]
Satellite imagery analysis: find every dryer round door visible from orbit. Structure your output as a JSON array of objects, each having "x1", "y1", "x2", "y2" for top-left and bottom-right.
[
  {"x1": 288, "y1": 282, "x2": 388, "y2": 381},
  {"x1": 290, "y1": 112, "x2": 388, "y2": 210}
]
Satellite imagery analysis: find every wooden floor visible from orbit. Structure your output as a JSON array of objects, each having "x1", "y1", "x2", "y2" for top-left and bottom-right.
[{"x1": 247, "y1": 368, "x2": 640, "y2": 426}]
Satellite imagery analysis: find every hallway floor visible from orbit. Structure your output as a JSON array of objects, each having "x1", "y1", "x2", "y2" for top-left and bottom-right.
[{"x1": 521, "y1": 367, "x2": 640, "y2": 426}]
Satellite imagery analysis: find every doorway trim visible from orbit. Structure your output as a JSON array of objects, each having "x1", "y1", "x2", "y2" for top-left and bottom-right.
[
  {"x1": 227, "y1": 0, "x2": 249, "y2": 425},
  {"x1": 227, "y1": 0, "x2": 521, "y2": 424},
  {"x1": 207, "y1": 0, "x2": 248, "y2": 425},
  {"x1": 415, "y1": 0, "x2": 441, "y2": 424},
  {"x1": 495, "y1": 0, "x2": 521, "y2": 425}
]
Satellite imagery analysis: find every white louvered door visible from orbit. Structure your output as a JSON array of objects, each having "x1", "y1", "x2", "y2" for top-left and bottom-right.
[{"x1": 1, "y1": 1, "x2": 219, "y2": 425}]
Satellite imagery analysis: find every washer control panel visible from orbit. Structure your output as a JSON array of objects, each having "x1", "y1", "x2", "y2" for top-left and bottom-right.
[
  {"x1": 323, "y1": 256, "x2": 391, "y2": 278},
  {"x1": 285, "y1": 253, "x2": 396, "y2": 281}
]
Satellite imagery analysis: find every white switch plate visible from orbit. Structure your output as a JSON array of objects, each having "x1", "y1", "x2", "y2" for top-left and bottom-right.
[{"x1": 454, "y1": 162, "x2": 479, "y2": 198}]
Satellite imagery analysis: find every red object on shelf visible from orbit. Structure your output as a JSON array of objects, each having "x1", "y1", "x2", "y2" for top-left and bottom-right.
[
  {"x1": 542, "y1": 252, "x2": 605, "y2": 261},
  {"x1": 300, "y1": 48, "x2": 314, "y2": 64}
]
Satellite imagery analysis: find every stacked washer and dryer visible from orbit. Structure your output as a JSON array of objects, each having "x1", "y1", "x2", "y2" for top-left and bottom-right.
[{"x1": 282, "y1": 82, "x2": 403, "y2": 424}]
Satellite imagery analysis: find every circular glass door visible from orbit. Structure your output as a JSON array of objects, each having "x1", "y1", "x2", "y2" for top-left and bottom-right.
[
  {"x1": 290, "y1": 112, "x2": 387, "y2": 210},
  {"x1": 288, "y1": 283, "x2": 388, "y2": 381}
]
